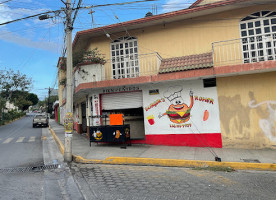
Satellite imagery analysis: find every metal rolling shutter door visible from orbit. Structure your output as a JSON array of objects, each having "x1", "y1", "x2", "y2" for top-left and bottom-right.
[{"x1": 101, "y1": 91, "x2": 143, "y2": 110}]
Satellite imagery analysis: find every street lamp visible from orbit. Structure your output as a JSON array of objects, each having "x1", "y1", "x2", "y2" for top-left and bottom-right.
[{"x1": 39, "y1": 0, "x2": 73, "y2": 163}]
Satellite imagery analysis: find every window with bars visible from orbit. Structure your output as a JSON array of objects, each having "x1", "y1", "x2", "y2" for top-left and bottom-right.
[
  {"x1": 240, "y1": 11, "x2": 276, "y2": 63},
  {"x1": 110, "y1": 37, "x2": 139, "y2": 79}
]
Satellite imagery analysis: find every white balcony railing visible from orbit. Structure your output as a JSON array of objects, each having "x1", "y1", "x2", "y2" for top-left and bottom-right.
[
  {"x1": 212, "y1": 33, "x2": 276, "y2": 66},
  {"x1": 73, "y1": 52, "x2": 162, "y2": 88},
  {"x1": 105, "y1": 52, "x2": 162, "y2": 80}
]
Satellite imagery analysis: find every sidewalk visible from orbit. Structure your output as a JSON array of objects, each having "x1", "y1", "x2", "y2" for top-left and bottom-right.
[{"x1": 48, "y1": 119, "x2": 276, "y2": 171}]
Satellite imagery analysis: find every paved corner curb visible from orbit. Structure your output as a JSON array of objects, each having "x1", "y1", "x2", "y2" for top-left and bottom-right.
[
  {"x1": 103, "y1": 157, "x2": 276, "y2": 171},
  {"x1": 49, "y1": 125, "x2": 64, "y2": 155},
  {"x1": 48, "y1": 126, "x2": 276, "y2": 171}
]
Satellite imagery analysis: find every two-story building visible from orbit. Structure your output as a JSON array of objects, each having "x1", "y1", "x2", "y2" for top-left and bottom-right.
[{"x1": 58, "y1": 0, "x2": 276, "y2": 149}]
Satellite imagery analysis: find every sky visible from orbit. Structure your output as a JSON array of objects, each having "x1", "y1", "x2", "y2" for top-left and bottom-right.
[{"x1": 0, "y1": 0, "x2": 196, "y2": 100}]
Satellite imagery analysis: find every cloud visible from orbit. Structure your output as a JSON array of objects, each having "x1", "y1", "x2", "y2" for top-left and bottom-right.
[
  {"x1": 0, "y1": 5, "x2": 13, "y2": 24},
  {"x1": 0, "y1": 29, "x2": 59, "y2": 52},
  {"x1": 0, "y1": 2, "x2": 60, "y2": 52},
  {"x1": 0, "y1": 4, "x2": 49, "y2": 25},
  {"x1": 162, "y1": 0, "x2": 196, "y2": 13}
]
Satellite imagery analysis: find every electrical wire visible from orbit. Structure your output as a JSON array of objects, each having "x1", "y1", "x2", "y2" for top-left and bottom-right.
[
  {"x1": 72, "y1": 0, "x2": 83, "y2": 25},
  {"x1": 0, "y1": 0, "x2": 13, "y2": 4},
  {"x1": 0, "y1": 10, "x2": 62, "y2": 26},
  {"x1": 189, "y1": 118, "x2": 219, "y2": 158},
  {"x1": 79, "y1": 0, "x2": 157, "y2": 9}
]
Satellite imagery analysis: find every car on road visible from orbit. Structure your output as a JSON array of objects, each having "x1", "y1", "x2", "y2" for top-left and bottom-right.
[{"x1": 32, "y1": 114, "x2": 48, "y2": 128}]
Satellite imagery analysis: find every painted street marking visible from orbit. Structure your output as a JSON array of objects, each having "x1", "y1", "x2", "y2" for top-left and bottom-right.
[
  {"x1": 28, "y1": 136, "x2": 36, "y2": 142},
  {"x1": 3, "y1": 138, "x2": 13, "y2": 144},
  {"x1": 16, "y1": 137, "x2": 25, "y2": 143}
]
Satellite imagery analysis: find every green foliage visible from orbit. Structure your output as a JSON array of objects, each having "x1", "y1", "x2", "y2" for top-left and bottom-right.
[
  {"x1": 59, "y1": 78, "x2": 66, "y2": 86},
  {"x1": 1, "y1": 90, "x2": 36, "y2": 111},
  {"x1": 0, "y1": 110, "x2": 25, "y2": 126},
  {"x1": 27, "y1": 93, "x2": 39, "y2": 105},
  {"x1": 15, "y1": 96, "x2": 32, "y2": 111},
  {"x1": 0, "y1": 69, "x2": 33, "y2": 112},
  {"x1": 38, "y1": 95, "x2": 58, "y2": 114},
  {"x1": 73, "y1": 48, "x2": 106, "y2": 67},
  {"x1": 0, "y1": 69, "x2": 32, "y2": 97}
]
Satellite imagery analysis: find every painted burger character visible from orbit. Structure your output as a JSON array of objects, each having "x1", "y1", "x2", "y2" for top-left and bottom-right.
[{"x1": 159, "y1": 86, "x2": 194, "y2": 124}]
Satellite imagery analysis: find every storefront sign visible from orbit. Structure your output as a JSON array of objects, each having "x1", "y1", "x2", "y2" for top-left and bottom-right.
[
  {"x1": 92, "y1": 94, "x2": 101, "y2": 126},
  {"x1": 102, "y1": 86, "x2": 140, "y2": 94}
]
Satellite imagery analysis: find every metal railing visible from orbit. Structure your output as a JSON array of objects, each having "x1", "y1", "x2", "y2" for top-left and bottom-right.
[
  {"x1": 108, "y1": 52, "x2": 162, "y2": 80},
  {"x1": 212, "y1": 33, "x2": 276, "y2": 66},
  {"x1": 73, "y1": 52, "x2": 162, "y2": 85}
]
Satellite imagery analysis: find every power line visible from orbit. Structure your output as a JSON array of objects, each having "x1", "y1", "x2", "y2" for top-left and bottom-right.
[
  {"x1": 0, "y1": 0, "x2": 13, "y2": 4},
  {"x1": 72, "y1": 0, "x2": 83, "y2": 25},
  {"x1": 0, "y1": 0, "x2": 157, "y2": 27},
  {"x1": 0, "y1": 10, "x2": 61, "y2": 26},
  {"x1": 79, "y1": 0, "x2": 156, "y2": 9}
]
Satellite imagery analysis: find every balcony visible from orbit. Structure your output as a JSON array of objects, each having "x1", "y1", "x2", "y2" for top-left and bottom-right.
[
  {"x1": 73, "y1": 52, "x2": 162, "y2": 88},
  {"x1": 212, "y1": 33, "x2": 276, "y2": 66}
]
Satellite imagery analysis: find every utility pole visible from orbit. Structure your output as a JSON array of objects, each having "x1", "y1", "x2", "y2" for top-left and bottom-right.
[
  {"x1": 47, "y1": 87, "x2": 51, "y2": 114},
  {"x1": 64, "y1": 0, "x2": 73, "y2": 162}
]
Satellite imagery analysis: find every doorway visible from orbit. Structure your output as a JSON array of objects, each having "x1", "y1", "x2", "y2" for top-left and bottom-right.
[{"x1": 81, "y1": 102, "x2": 87, "y2": 133}]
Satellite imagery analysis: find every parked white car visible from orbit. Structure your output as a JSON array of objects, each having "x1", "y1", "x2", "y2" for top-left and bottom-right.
[{"x1": 32, "y1": 114, "x2": 48, "y2": 128}]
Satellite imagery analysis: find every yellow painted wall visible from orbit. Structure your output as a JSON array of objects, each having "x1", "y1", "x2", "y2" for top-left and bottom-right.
[
  {"x1": 197, "y1": 0, "x2": 222, "y2": 6},
  {"x1": 217, "y1": 72, "x2": 276, "y2": 149},
  {"x1": 81, "y1": 4, "x2": 276, "y2": 77},
  {"x1": 58, "y1": 68, "x2": 66, "y2": 106}
]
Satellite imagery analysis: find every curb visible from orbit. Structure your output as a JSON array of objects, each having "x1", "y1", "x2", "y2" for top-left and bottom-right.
[
  {"x1": 49, "y1": 126, "x2": 64, "y2": 155},
  {"x1": 48, "y1": 126, "x2": 276, "y2": 171}
]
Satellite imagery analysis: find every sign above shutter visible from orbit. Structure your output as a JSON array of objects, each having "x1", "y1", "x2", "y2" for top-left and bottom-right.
[{"x1": 101, "y1": 91, "x2": 143, "y2": 110}]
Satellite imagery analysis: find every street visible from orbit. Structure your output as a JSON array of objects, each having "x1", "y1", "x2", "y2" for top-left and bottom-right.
[
  {"x1": 0, "y1": 117, "x2": 276, "y2": 200},
  {"x1": 0, "y1": 115, "x2": 44, "y2": 199},
  {"x1": 0, "y1": 115, "x2": 83, "y2": 200}
]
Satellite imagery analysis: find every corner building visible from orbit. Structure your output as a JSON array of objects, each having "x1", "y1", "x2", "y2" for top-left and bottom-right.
[{"x1": 57, "y1": 0, "x2": 276, "y2": 149}]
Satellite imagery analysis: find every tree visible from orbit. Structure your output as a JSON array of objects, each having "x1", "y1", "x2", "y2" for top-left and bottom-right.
[
  {"x1": 0, "y1": 69, "x2": 32, "y2": 111},
  {"x1": 16, "y1": 96, "x2": 32, "y2": 111},
  {"x1": 27, "y1": 93, "x2": 39, "y2": 105},
  {"x1": 38, "y1": 95, "x2": 58, "y2": 114},
  {"x1": 0, "y1": 69, "x2": 32, "y2": 99}
]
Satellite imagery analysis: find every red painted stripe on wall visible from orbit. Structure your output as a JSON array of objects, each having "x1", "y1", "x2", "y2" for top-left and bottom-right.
[
  {"x1": 132, "y1": 133, "x2": 222, "y2": 148},
  {"x1": 74, "y1": 122, "x2": 77, "y2": 131}
]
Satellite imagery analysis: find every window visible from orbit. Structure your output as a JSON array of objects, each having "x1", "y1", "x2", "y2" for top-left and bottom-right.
[
  {"x1": 203, "y1": 78, "x2": 216, "y2": 88},
  {"x1": 240, "y1": 11, "x2": 276, "y2": 63},
  {"x1": 110, "y1": 37, "x2": 139, "y2": 79}
]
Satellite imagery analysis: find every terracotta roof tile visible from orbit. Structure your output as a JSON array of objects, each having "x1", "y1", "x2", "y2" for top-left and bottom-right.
[{"x1": 159, "y1": 52, "x2": 213, "y2": 74}]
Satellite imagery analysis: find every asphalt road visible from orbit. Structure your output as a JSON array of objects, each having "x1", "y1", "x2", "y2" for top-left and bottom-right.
[
  {"x1": 0, "y1": 115, "x2": 44, "y2": 199},
  {"x1": 0, "y1": 115, "x2": 84, "y2": 200},
  {"x1": 0, "y1": 114, "x2": 44, "y2": 168}
]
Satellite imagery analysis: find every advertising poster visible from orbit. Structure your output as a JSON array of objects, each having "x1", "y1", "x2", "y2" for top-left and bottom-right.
[
  {"x1": 143, "y1": 80, "x2": 221, "y2": 135},
  {"x1": 92, "y1": 94, "x2": 101, "y2": 126}
]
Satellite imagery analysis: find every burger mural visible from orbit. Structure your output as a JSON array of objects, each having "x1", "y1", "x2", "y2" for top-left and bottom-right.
[
  {"x1": 159, "y1": 86, "x2": 193, "y2": 124},
  {"x1": 143, "y1": 81, "x2": 222, "y2": 147}
]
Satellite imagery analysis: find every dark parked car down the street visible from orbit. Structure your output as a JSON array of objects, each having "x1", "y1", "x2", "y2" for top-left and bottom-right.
[{"x1": 32, "y1": 114, "x2": 48, "y2": 128}]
